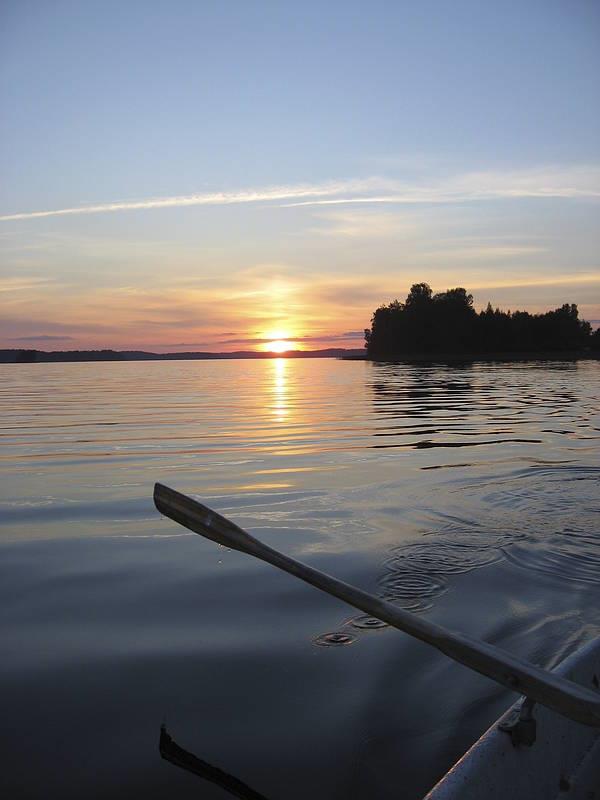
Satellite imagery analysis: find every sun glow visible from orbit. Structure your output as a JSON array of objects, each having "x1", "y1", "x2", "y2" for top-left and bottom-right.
[
  {"x1": 268, "y1": 339, "x2": 293, "y2": 353},
  {"x1": 260, "y1": 329, "x2": 301, "y2": 353}
]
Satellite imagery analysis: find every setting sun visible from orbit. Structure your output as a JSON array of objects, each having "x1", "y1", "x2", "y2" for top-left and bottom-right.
[
  {"x1": 268, "y1": 339, "x2": 292, "y2": 353},
  {"x1": 260, "y1": 329, "x2": 301, "y2": 353}
]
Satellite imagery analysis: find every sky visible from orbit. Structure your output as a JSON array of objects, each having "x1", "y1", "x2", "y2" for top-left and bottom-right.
[{"x1": 1, "y1": 0, "x2": 599, "y2": 352}]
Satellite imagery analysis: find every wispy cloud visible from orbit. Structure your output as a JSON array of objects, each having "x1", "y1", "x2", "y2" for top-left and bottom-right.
[
  {"x1": 11, "y1": 334, "x2": 74, "y2": 341},
  {"x1": 0, "y1": 276, "x2": 52, "y2": 292},
  {"x1": 217, "y1": 330, "x2": 365, "y2": 346},
  {"x1": 310, "y1": 209, "x2": 417, "y2": 238},
  {"x1": 469, "y1": 273, "x2": 600, "y2": 290},
  {"x1": 284, "y1": 165, "x2": 600, "y2": 207},
  {"x1": 154, "y1": 342, "x2": 211, "y2": 348},
  {"x1": 417, "y1": 245, "x2": 548, "y2": 261},
  {"x1": 0, "y1": 179, "x2": 383, "y2": 222},
  {"x1": 1, "y1": 166, "x2": 598, "y2": 222}
]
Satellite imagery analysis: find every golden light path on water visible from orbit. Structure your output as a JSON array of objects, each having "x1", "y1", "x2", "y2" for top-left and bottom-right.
[{"x1": 271, "y1": 357, "x2": 289, "y2": 422}]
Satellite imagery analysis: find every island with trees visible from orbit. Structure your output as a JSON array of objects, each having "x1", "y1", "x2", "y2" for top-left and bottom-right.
[{"x1": 364, "y1": 282, "x2": 600, "y2": 360}]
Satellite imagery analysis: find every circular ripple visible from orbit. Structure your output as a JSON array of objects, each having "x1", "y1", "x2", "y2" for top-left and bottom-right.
[
  {"x1": 351, "y1": 615, "x2": 388, "y2": 630},
  {"x1": 381, "y1": 571, "x2": 448, "y2": 612},
  {"x1": 313, "y1": 631, "x2": 357, "y2": 647}
]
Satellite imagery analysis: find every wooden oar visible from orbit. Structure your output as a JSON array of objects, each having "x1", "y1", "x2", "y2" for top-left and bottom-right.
[{"x1": 154, "y1": 482, "x2": 600, "y2": 728}]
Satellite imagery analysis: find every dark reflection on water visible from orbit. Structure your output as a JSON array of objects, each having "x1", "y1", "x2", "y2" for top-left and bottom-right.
[
  {"x1": 160, "y1": 724, "x2": 271, "y2": 799},
  {"x1": 0, "y1": 359, "x2": 599, "y2": 798},
  {"x1": 366, "y1": 362, "x2": 600, "y2": 617}
]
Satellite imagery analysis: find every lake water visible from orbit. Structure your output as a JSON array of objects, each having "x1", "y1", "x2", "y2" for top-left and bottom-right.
[{"x1": 1, "y1": 358, "x2": 599, "y2": 799}]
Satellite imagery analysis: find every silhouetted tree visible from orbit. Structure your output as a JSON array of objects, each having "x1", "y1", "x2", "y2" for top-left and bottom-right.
[
  {"x1": 365, "y1": 283, "x2": 593, "y2": 358},
  {"x1": 431, "y1": 287, "x2": 476, "y2": 352},
  {"x1": 405, "y1": 282, "x2": 433, "y2": 308}
]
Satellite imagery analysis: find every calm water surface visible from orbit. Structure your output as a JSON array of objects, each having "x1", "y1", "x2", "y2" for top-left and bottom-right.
[{"x1": 1, "y1": 358, "x2": 599, "y2": 798}]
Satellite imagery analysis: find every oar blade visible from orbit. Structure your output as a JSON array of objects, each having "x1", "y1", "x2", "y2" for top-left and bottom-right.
[{"x1": 154, "y1": 483, "x2": 257, "y2": 555}]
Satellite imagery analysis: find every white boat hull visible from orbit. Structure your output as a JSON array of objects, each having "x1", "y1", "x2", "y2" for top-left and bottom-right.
[{"x1": 426, "y1": 637, "x2": 600, "y2": 799}]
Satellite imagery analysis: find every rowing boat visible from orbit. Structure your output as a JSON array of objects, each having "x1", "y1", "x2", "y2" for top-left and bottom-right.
[
  {"x1": 153, "y1": 483, "x2": 600, "y2": 798},
  {"x1": 426, "y1": 637, "x2": 600, "y2": 798}
]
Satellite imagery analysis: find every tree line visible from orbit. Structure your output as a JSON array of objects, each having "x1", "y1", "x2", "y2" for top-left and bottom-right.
[{"x1": 364, "y1": 282, "x2": 599, "y2": 358}]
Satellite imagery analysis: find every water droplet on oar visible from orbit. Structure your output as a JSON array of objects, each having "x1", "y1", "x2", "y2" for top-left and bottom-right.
[
  {"x1": 313, "y1": 631, "x2": 356, "y2": 647},
  {"x1": 351, "y1": 615, "x2": 388, "y2": 630}
]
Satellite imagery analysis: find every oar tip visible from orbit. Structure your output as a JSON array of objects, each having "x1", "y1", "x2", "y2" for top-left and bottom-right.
[
  {"x1": 153, "y1": 482, "x2": 178, "y2": 517},
  {"x1": 153, "y1": 482, "x2": 256, "y2": 555}
]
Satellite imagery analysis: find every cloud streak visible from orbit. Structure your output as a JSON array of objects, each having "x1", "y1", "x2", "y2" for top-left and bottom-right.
[
  {"x1": 0, "y1": 276, "x2": 53, "y2": 292},
  {"x1": 216, "y1": 330, "x2": 365, "y2": 346},
  {"x1": 1, "y1": 166, "x2": 598, "y2": 222},
  {"x1": 11, "y1": 334, "x2": 75, "y2": 341},
  {"x1": 0, "y1": 179, "x2": 382, "y2": 222},
  {"x1": 286, "y1": 166, "x2": 600, "y2": 207}
]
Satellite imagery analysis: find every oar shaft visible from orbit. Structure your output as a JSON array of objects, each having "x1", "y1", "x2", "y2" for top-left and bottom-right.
[
  {"x1": 229, "y1": 529, "x2": 600, "y2": 727},
  {"x1": 154, "y1": 483, "x2": 600, "y2": 728}
]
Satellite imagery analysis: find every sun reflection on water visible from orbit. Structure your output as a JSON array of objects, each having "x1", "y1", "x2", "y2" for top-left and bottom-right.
[{"x1": 271, "y1": 357, "x2": 288, "y2": 422}]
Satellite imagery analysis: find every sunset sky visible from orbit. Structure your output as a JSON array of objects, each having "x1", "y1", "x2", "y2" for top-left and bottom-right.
[{"x1": 1, "y1": 0, "x2": 599, "y2": 352}]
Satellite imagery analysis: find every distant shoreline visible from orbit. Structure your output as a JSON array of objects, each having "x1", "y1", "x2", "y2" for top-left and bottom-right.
[
  {"x1": 0, "y1": 347, "x2": 365, "y2": 364},
  {"x1": 2, "y1": 347, "x2": 598, "y2": 365}
]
